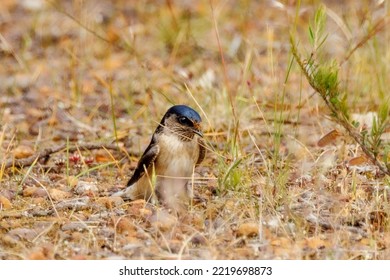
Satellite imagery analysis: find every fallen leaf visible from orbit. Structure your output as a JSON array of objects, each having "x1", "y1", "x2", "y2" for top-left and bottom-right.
[
  {"x1": 95, "y1": 152, "x2": 112, "y2": 163},
  {"x1": 13, "y1": 145, "x2": 34, "y2": 159},
  {"x1": 317, "y1": 129, "x2": 340, "y2": 147},
  {"x1": 28, "y1": 251, "x2": 47, "y2": 260},
  {"x1": 49, "y1": 189, "x2": 72, "y2": 201},
  {"x1": 28, "y1": 246, "x2": 53, "y2": 260},
  {"x1": 115, "y1": 217, "x2": 136, "y2": 235},
  {"x1": 236, "y1": 222, "x2": 259, "y2": 237},
  {"x1": 0, "y1": 195, "x2": 12, "y2": 209},
  {"x1": 271, "y1": 237, "x2": 291, "y2": 247},
  {"x1": 23, "y1": 186, "x2": 47, "y2": 198},
  {"x1": 304, "y1": 237, "x2": 328, "y2": 249},
  {"x1": 348, "y1": 156, "x2": 368, "y2": 166}
]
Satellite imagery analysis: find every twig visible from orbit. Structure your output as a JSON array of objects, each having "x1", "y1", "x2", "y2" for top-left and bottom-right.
[
  {"x1": 291, "y1": 41, "x2": 390, "y2": 176},
  {"x1": 340, "y1": 16, "x2": 389, "y2": 66},
  {"x1": 3, "y1": 143, "x2": 121, "y2": 170}
]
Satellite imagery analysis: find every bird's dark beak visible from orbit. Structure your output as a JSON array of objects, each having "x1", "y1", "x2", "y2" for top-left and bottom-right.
[
  {"x1": 193, "y1": 129, "x2": 203, "y2": 137},
  {"x1": 193, "y1": 122, "x2": 203, "y2": 137}
]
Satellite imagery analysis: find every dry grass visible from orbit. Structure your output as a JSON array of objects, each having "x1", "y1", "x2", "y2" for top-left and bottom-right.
[{"x1": 0, "y1": 0, "x2": 389, "y2": 260}]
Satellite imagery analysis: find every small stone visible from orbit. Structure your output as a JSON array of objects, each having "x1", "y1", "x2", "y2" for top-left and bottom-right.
[
  {"x1": 61, "y1": 222, "x2": 88, "y2": 232},
  {"x1": 75, "y1": 181, "x2": 98, "y2": 194},
  {"x1": 49, "y1": 189, "x2": 72, "y2": 201},
  {"x1": 236, "y1": 222, "x2": 259, "y2": 237},
  {"x1": 55, "y1": 197, "x2": 89, "y2": 210},
  {"x1": 6, "y1": 228, "x2": 39, "y2": 242},
  {"x1": 0, "y1": 190, "x2": 15, "y2": 200}
]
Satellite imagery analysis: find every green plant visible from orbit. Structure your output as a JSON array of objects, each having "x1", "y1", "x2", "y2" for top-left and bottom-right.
[{"x1": 291, "y1": 5, "x2": 390, "y2": 176}]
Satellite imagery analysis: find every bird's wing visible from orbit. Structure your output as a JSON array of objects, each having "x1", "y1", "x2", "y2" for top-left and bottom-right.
[
  {"x1": 127, "y1": 142, "x2": 160, "y2": 186},
  {"x1": 196, "y1": 137, "x2": 206, "y2": 165}
]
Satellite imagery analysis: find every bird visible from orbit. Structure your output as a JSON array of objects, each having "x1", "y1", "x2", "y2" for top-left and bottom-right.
[{"x1": 113, "y1": 105, "x2": 205, "y2": 209}]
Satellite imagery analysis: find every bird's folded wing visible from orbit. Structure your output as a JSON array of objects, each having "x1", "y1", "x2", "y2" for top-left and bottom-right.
[
  {"x1": 127, "y1": 144, "x2": 160, "y2": 186},
  {"x1": 196, "y1": 138, "x2": 206, "y2": 165}
]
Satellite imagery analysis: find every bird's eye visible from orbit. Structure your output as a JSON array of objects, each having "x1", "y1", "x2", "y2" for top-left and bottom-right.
[{"x1": 178, "y1": 116, "x2": 193, "y2": 127}]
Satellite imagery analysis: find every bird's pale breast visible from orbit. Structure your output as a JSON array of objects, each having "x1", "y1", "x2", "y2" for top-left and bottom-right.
[{"x1": 156, "y1": 133, "x2": 200, "y2": 177}]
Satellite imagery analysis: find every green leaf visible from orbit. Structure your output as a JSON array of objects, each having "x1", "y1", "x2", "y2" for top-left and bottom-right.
[{"x1": 309, "y1": 26, "x2": 314, "y2": 46}]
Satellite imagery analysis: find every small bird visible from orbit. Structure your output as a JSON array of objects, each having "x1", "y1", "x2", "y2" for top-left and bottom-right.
[{"x1": 114, "y1": 105, "x2": 205, "y2": 209}]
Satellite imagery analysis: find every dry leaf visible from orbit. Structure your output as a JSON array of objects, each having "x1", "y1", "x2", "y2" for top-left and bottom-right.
[
  {"x1": 49, "y1": 189, "x2": 72, "y2": 201},
  {"x1": 26, "y1": 107, "x2": 47, "y2": 118},
  {"x1": 28, "y1": 246, "x2": 53, "y2": 260},
  {"x1": 28, "y1": 251, "x2": 47, "y2": 260},
  {"x1": 0, "y1": 195, "x2": 12, "y2": 209},
  {"x1": 106, "y1": 26, "x2": 120, "y2": 44},
  {"x1": 95, "y1": 153, "x2": 112, "y2": 163},
  {"x1": 305, "y1": 237, "x2": 328, "y2": 249},
  {"x1": 236, "y1": 222, "x2": 259, "y2": 237},
  {"x1": 115, "y1": 217, "x2": 136, "y2": 235},
  {"x1": 13, "y1": 145, "x2": 34, "y2": 159},
  {"x1": 271, "y1": 237, "x2": 291, "y2": 247},
  {"x1": 23, "y1": 186, "x2": 47, "y2": 198},
  {"x1": 348, "y1": 156, "x2": 368, "y2": 166},
  {"x1": 317, "y1": 129, "x2": 340, "y2": 147}
]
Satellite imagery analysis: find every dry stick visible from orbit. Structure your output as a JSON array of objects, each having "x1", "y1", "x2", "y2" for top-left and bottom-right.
[
  {"x1": 291, "y1": 43, "x2": 390, "y2": 176},
  {"x1": 3, "y1": 143, "x2": 121, "y2": 170},
  {"x1": 340, "y1": 17, "x2": 389, "y2": 67}
]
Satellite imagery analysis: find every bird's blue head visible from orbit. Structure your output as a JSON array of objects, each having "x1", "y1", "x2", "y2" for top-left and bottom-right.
[
  {"x1": 165, "y1": 105, "x2": 202, "y2": 123},
  {"x1": 160, "y1": 105, "x2": 203, "y2": 138}
]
